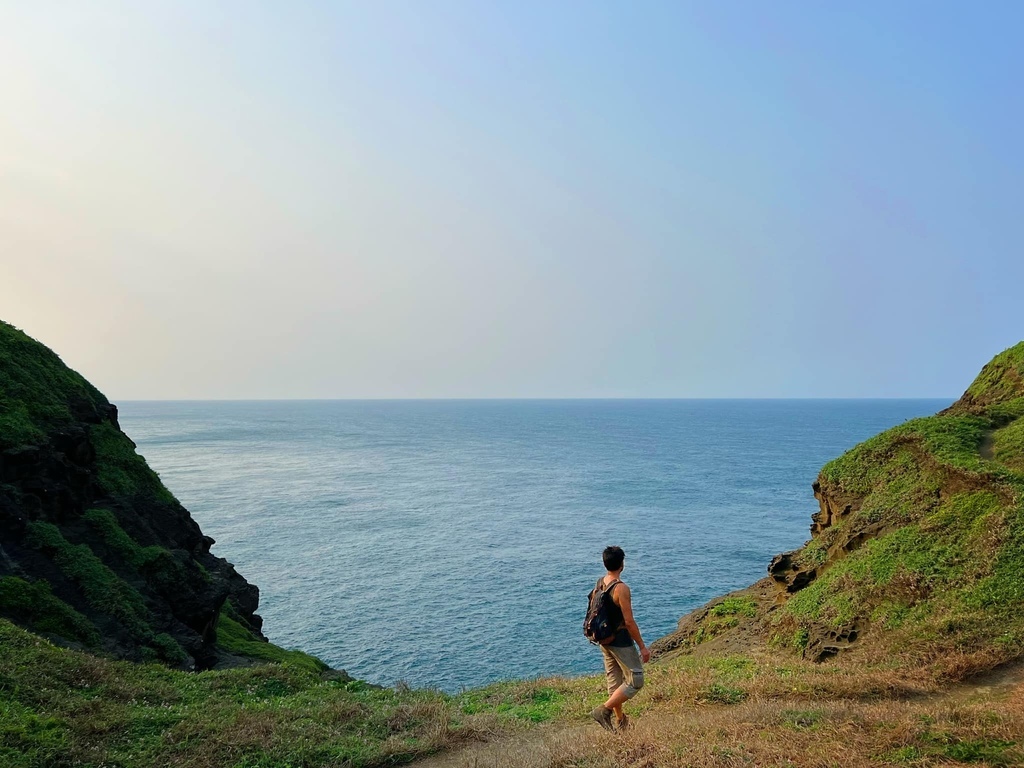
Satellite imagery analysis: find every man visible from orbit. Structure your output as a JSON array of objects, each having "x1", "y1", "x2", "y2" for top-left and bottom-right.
[{"x1": 591, "y1": 545, "x2": 650, "y2": 732}]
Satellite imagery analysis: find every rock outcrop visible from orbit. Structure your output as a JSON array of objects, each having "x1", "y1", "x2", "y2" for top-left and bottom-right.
[
  {"x1": 655, "y1": 342, "x2": 1024, "y2": 673},
  {"x1": 0, "y1": 320, "x2": 265, "y2": 669}
]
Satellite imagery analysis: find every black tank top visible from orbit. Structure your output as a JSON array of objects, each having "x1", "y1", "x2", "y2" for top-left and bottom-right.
[{"x1": 600, "y1": 579, "x2": 634, "y2": 648}]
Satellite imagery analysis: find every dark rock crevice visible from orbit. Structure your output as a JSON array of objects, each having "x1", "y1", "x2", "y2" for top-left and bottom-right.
[{"x1": 0, "y1": 405, "x2": 265, "y2": 670}]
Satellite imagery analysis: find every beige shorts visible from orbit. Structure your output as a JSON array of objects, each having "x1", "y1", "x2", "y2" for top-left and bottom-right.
[{"x1": 600, "y1": 642, "x2": 644, "y2": 699}]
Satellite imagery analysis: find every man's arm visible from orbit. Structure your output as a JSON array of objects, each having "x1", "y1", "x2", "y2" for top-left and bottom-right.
[{"x1": 615, "y1": 584, "x2": 651, "y2": 662}]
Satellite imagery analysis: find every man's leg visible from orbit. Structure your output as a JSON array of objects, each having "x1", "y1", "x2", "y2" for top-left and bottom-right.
[
  {"x1": 593, "y1": 647, "x2": 625, "y2": 731},
  {"x1": 601, "y1": 648, "x2": 625, "y2": 720},
  {"x1": 602, "y1": 644, "x2": 644, "y2": 714}
]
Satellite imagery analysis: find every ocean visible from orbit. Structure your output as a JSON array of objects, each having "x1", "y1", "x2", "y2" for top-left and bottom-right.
[{"x1": 118, "y1": 399, "x2": 947, "y2": 691}]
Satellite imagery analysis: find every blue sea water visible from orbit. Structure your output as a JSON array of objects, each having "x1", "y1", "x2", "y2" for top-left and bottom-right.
[{"x1": 118, "y1": 399, "x2": 947, "y2": 691}]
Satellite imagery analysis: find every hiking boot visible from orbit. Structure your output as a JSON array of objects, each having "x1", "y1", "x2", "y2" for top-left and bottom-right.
[
  {"x1": 616, "y1": 714, "x2": 630, "y2": 731},
  {"x1": 591, "y1": 706, "x2": 615, "y2": 732}
]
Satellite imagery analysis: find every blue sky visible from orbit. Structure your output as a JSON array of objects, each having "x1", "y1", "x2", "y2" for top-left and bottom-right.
[{"x1": 1, "y1": 2, "x2": 1021, "y2": 398}]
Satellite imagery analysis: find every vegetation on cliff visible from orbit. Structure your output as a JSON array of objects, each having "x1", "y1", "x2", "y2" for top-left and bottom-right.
[
  {"x1": 0, "y1": 323, "x2": 108, "y2": 450},
  {"x1": 765, "y1": 342, "x2": 1024, "y2": 673},
  {"x1": 655, "y1": 344, "x2": 1024, "y2": 674},
  {"x1": 0, "y1": 319, "x2": 290, "y2": 669}
]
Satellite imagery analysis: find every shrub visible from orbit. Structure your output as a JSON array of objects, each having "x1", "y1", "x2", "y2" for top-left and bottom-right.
[{"x1": 147, "y1": 633, "x2": 189, "y2": 666}]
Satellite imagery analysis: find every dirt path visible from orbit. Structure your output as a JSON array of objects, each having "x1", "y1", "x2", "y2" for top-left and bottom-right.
[
  {"x1": 944, "y1": 660, "x2": 1024, "y2": 703},
  {"x1": 412, "y1": 662, "x2": 1024, "y2": 768},
  {"x1": 413, "y1": 725, "x2": 584, "y2": 768}
]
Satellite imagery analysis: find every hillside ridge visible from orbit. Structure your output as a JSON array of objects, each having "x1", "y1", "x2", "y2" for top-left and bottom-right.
[
  {"x1": 653, "y1": 341, "x2": 1024, "y2": 676},
  {"x1": 0, "y1": 320, "x2": 300, "y2": 670}
]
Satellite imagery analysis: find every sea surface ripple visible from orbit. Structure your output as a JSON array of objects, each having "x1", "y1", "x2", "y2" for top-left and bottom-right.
[{"x1": 119, "y1": 399, "x2": 946, "y2": 691}]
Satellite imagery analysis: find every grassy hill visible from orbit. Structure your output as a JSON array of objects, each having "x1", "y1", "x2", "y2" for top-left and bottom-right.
[{"x1": 654, "y1": 343, "x2": 1024, "y2": 682}]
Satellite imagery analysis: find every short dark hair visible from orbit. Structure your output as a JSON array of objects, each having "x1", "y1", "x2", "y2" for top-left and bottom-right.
[{"x1": 603, "y1": 546, "x2": 625, "y2": 571}]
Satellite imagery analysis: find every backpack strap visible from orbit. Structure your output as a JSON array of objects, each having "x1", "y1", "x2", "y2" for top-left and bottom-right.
[{"x1": 592, "y1": 578, "x2": 620, "y2": 598}]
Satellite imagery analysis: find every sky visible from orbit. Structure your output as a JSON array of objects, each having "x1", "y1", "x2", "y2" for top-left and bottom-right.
[{"x1": 1, "y1": 1, "x2": 1022, "y2": 399}]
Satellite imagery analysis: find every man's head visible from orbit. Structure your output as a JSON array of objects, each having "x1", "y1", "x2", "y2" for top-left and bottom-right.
[{"x1": 603, "y1": 545, "x2": 625, "y2": 572}]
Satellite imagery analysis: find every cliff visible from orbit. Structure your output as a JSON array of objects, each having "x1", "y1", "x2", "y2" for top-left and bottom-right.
[
  {"x1": 0, "y1": 320, "x2": 282, "y2": 669},
  {"x1": 655, "y1": 342, "x2": 1024, "y2": 677}
]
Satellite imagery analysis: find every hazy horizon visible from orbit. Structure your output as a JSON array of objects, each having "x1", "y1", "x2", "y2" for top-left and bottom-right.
[
  {"x1": 3, "y1": 3, "x2": 1022, "y2": 400},
  {"x1": 116, "y1": 396, "x2": 955, "y2": 402}
]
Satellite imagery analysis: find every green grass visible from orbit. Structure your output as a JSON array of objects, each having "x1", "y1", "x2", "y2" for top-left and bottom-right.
[
  {"x1": 912, "y1": 414, "x2": 992, "y2": 472},
  {"x1": 696, "y1": 683, "x2": 747, "y2": 704},
  {"x1": 819, "y1": 415, "x2": 992, "y2": 497},
  {"x1": 709, "y1": 596, "x2": 757, "y2": 619},
  {"x1": 784, "y1": 509, "x2": 992, "y2": 632},
  {"x1": 687, "y1": 596, "x2": 760, "y2": 646},
  {"x1": 147, "y1": 632, "x2": 190, "y2": 666},
  {"x1": 909, "y1": 727, "x2": 1023, "y2": 767},
  {"x1": 965, "y1": 503, "x2": 1024, "y2": 609},
  {"x1": 780, "y1": 708, "x2": 824, "y2": 729},
  {"x1": 89, "y1": 423, "x2": 176, "y2": 503},
  {"x1": 880, "y1": 745, "x2": 923, "y2": 763},
  {"x1": 25, "y1": 521, "x2": 153, "y2": 640},
  {"x1": 779, "y1": 363, "x2": 1024, "y2": 663},
  {"x1": 82, "y1": 508, "x2": 167, "y2": 570},
  {"x1": 458, "y1": 682, "x2": 566, "y2": 723},
  {"x1": 216, "y1": 603, "x2": 328, "y2": 675},
  {"x1": 797, "y1": 538, "x2": 830, "y2": 567},
  {"x1": 82, "y1": 508, "x2": 199, "y2": 595},
  {"x1": 0, "y1": 577, "x2": 99, "y2": 646},
  {"x1": 993, "y1": 417, "x2": 1024, "y2": 472},
  {"x1": 784, "y1": 486, "x2": 1024, "y2": 653},
  {"x1": 985, "y1": 396, "x2": 1024, "y2": 426},
  {"x1": 964, "y1": 341, "x2": 1024, "y2": 406},
  {"x1": 706, "y1": 655, "x2": 755, "y2": 679},
  {"x1": 0, "y1": 618, "x2": 488, "y2": 768},
  {"x1": 0, "y1": 321, "x2": 109, "y2": 449}
]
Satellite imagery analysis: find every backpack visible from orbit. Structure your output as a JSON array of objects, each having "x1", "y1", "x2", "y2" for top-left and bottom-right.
[{"x1": 583, "y1": 578, "x2": 621, "y2": 646}]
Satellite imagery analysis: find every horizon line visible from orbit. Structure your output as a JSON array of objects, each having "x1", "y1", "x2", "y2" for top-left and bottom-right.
[{"x1": 114, "y1": 396, "x2": 958, "y2": 403}]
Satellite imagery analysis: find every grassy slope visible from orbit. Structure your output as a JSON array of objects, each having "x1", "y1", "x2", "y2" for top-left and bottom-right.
[
  {"x1": 0, "y1": 320, "x2": 181, "y2": 513},
  {"x1": 0, "y1": 617, "x2": 559, "y2": 768},
  {"x1": 767, "y1": 346, "x2": 1024, "y2": 676},
  {"x1": 5, "y1": 617, "x2": 1022, "y2": 768},
  {"x1": 0, "y1": 323, "x2": 108, "y2": 450}
]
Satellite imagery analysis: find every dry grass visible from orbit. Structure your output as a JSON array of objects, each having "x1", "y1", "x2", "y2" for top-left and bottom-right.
[
  {"x1": 429, "y1": 687, "x2": 1024, "y2": 768},
  {"x1": 417, "y1": 650, "x2": 1024, "y2": 768}
]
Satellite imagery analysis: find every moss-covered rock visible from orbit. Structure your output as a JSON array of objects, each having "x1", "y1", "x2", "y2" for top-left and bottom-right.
[
  {"x1": 0, "y1": 319, "x2": 274, "y2": 670},
  {"x1": 0, "y1": 576, "x2": 99, "y2": 646},
  {"x1": 0, "y1": 323, "x2": 108, "y2": 450}
]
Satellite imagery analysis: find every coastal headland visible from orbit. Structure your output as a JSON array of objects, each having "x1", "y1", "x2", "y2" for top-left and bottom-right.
[{"x1": 2, "y1": 319, "x2": 1023, "y2": 767}]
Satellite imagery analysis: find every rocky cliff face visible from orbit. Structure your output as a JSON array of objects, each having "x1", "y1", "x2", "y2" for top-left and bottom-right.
[
  {"x1": 655, "y1": 342, "x2": 1024, "y2": 675},
  {"x1": 0, "y1": 321, "x2": 264, "y2": 669}
]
